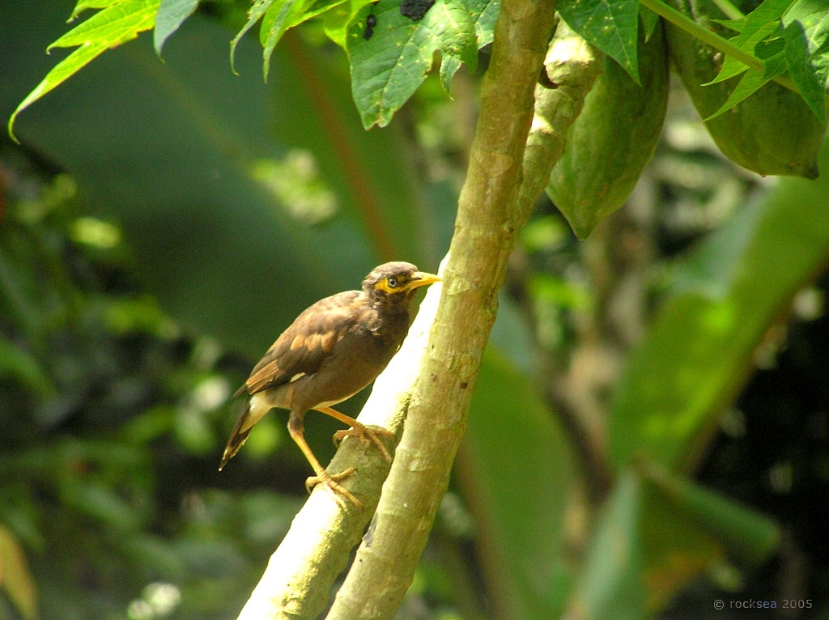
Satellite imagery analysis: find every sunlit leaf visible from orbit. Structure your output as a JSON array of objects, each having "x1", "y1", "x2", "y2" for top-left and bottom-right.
[
  {"x1": 8, "y1": 0, "x2": 159, "y2": 140},
  {"x1": 230, "y1": 0, "x2": 275, "y2": 72},
  {"x1": 556, "y1": 0, "x2": 640, "y2": 83},
  {"x1": 346, "y1": 0, "x2": 477, "y2": 128},
  {"x1": 154, "y1": 0, "x2": 199, "y2": 55}
]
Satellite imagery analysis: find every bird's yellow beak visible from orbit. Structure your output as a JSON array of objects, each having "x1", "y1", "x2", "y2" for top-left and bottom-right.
[{"x1": 408, "y1": 271, "x2": 441, "y2": 290}]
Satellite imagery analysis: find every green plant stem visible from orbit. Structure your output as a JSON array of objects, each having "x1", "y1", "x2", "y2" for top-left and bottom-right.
[{"x1": 640, "y1": 0, "x2": 799, "y2": 95}]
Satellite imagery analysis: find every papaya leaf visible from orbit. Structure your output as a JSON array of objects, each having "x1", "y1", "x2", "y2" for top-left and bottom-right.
[
  {"x1": 569, "y1": 467, "x2": 779, "y2": 617},
  {"x1": 347, "y1": 0, "x2": 476, "y2": 128},
  {"x1": 784, "y1": 19, "x2": 827, "y2": 121},
  {"x1": 781, "y1": 1, "x2": 829, "y2": 121},
  {"x1": 556, "y1": 0, "x2": 640, "y2": 83},
  {"x1": 72, "y1": 0, "x2": 122, "y2": 18},
  {"x1": 705, "y1": 20, "x2": 778, "y2": 84},
  {"x1": 8, "y1": 0, "x2": 160, "y2": 141},
  {"x1": 154, "y1": 0, "x2": 199, "y2": 55},
  {"x1": 259, "y1": 0, "x2": 351, "y2": 78},
  {"x1": 706, "y1": 0, "x2": 793, "y2": 86},
  {"x1": 322, "y1": 0, "x2": 371, "y2": 49},
  {"x1": 465, "y1": 348, "x2": 576, "y2": 618},
  {"x1": 640, "y1": 3, "x2": 660, "y2": 39},
  {"x1": 441, "y1": 0, "x2": 499, "y2": 84},
  {"x1": 260, "y1": 0, "x2": 309, "y2": 79},
  {"x1": 230, "y1": 0, "x2": 275, "y2": 73},
  {"x1": 704, "y1": 67, "x2": 772, "y2": 120},
  {"x1": 755, "y1": 35, "x2": 788, "y2": 78}
]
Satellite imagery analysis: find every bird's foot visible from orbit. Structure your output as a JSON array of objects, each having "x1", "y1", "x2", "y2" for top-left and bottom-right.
[
  {"x1": 332, "y1": 423, "x2": 394, "y2": 462},
  {"x1": 305, "y1": 467, "x2": 361, "y2": 508}
]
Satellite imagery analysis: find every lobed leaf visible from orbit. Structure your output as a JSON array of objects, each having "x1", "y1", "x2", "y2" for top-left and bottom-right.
[
  {"x1": 347, "y1": 0, "x2": 477, "y2": 128},
  {"x1": 441, "y1": 0, "x2": 499, "y2": 83},
  {"x1": 704, "y1": 66, "x2": 773, "y2": 120},
  {"x1": 784, "y1": 19, "x2": 827, "y2": 121},
  {"x1": 8, "y1": 0, "x2": 159, "y2": 140},
  {"x1": 557, "y1": 0, "x2": 641, "y2": 83},
  {"x1": 230, "y1": 0, "x2": 275, "y2": 73},
  {"x1": 154, "y1": 0, "x2": 199, "y2": 55}
]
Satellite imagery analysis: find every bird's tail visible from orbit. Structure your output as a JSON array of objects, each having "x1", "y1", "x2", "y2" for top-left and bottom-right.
[{"x1": 219, "y1": 402, "x2": 253, "y2": 471}]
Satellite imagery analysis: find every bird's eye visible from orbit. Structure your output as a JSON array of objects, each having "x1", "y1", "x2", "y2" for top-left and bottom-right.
[{"x1": 387, "y1": 276, "x2": 399, "y2": 288}]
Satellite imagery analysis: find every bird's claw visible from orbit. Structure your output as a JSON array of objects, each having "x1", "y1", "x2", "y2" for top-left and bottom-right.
[
  {"x1": 332, "y1": 424, "x2": 394, "y2": 462},
  {"x1": 305, "y1": 467, "x2": 361, "y2": 508}
]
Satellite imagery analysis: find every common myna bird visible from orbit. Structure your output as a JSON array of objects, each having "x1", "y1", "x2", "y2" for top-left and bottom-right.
[{"x1": 219, "y1": 262, "x2": 440, "y2": 506}]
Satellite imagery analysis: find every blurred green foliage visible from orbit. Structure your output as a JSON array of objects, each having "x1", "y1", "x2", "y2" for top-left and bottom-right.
[{"x1": 2, "y1": 1, "x2": 829, "y2": 619}]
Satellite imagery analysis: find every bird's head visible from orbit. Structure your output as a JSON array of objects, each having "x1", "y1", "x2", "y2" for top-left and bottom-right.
[{"x1": 362, "y1": 262, "x2": 441, "y2": 310}]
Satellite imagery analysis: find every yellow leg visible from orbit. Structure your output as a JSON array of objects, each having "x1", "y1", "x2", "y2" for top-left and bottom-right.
[
  {"x1": 314, "y1": 406, "x2": 394, "y2": 462},
  {"x1": 287, "y1": 411, "x2": 361, "y2": 508}
]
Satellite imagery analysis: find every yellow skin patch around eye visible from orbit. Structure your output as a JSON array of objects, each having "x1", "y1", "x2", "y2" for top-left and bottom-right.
[{"x1": 374, "y1": 277, "x2": 405, "y2": 295}]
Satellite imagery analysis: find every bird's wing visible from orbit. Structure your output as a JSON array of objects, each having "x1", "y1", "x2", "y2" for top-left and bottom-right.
[{"x1": 237, "y1": 290, "x2": 362, "y2": 397}]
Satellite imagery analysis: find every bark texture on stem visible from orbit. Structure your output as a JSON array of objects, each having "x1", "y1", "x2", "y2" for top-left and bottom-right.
[{"x1": 326, "y1": 0, "x2": 560, "y2": 617}]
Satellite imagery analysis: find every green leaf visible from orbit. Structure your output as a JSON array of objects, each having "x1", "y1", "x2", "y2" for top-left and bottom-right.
[
  {"x1": 260, "y1": 0, "x2": 308, "y2": 79},
  {"x1": 72, "y1": 0, "x2": 122, "y2": 18},
  {"x1": 706, "y1": 0, "x2": 795, "y2": 86},
  {"x1": 232, "y1": 0, "x2": 351, "y2": 78},
  {"x1": 322, "y1": 0, "x2": 370, "y2": 48},
  {"x1": 557, "y1": 0, "x2": 641, "y2": 83},
  {"x1": 704, "y1": 66, "x2": 773, "y2": 120},
  {"x1": 154, "y1": 0, "x2": 199, "y2": 55},
  {"x1": 705, "y1": 20, "x2": 778, "y2": 84},
  {"x1": 609, "y1": 139, "x2": 829, "y2": 472},
  {"x1": 441, "y1": 0, "x2": 499, "y2": 84},
  {"x1": 347, "y1": 0, "x2": 477, "y2": 128},
  {"x1": 755, "y1": 36, "x2": 787, "y2": 78},
  {"x1": 639, "y1": 3, "x2": 659, "y2": 39},
  {"x1": 8, "y1": 0, "x2": 159, "y2": 141},
  {"x1": 259, "y1": 0, "x2": 350, "y2": 79},
  {"x1": 784, "y1": 19, "x2": 827, "y2": 121},
  {"x1": 230, "y1": 0, "x2": 275, "y2": 73},
  {"x1": 642, "y1": 464, "x2": 779, "y2": 568},
  {"x1": 780, "y1": 1, "x2": 829, "y2": 121}
]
